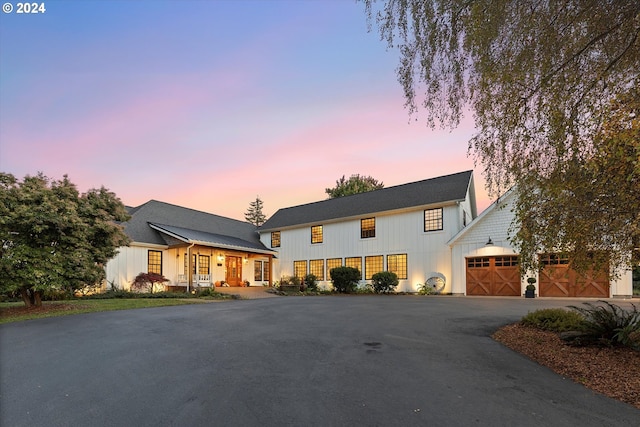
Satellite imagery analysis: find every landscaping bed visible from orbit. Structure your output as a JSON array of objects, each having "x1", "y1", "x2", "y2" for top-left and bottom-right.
[{"x1": 493, "y1": 323, "x2": 640, "y2": 409}]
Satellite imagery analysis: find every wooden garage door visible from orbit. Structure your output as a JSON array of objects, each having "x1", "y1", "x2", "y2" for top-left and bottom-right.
[
  {"x1": 466, "y1": 256, "x2": 520, "y2": 296},
  {"x1": 539, "y1": 254, "x2": 609, "y2": 297}
]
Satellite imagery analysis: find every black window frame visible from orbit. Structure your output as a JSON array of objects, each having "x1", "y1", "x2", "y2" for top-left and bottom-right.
[
  {"x1": 311, "y1": 225, "x2": 323, "y2": 244},
  {"x1": 148, "y1": 250, "x2": 162, "y2": 275},
  {"x1": 424, "y1": 207, "x2": 443, "y2": 232},
  {"x1": 361, "y1": 217, "x2": 376, "y2": 239}
]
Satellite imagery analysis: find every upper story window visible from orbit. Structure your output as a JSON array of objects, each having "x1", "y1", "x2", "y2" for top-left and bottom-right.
[
  {"x1": 271, "y1": 231, "x2": 281, "y2": 248},
  {"x1": 148, "y1": 250, "x2": 162, "y2": 275},
  {"x1": 361, "y1": 217, "x2": 375, "y2": 238},
  {"x1": 311, "y1": 225, "x2": 323, "y2": 244},
  {"x1": 424, "y1": 207, "x2": 443, "y2": 232}
]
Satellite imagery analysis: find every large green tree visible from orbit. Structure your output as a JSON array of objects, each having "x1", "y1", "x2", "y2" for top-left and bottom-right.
[
  {"x1": 363, "y1": 0, "x2": 640, "y2": 276},
  {"x1": 0, "y1": 173, "x2": 131, "y2": 307},
  {"x1": 325, "y1": 174, "x2": 384, "y2": 198}
]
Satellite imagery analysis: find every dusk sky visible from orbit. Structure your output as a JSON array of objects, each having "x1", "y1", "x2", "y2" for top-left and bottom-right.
[{"x1": 0, "y1": 0, "x2": 489, "y2": 221}]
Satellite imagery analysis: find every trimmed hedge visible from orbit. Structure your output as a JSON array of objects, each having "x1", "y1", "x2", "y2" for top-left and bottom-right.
[
  {"x1": 371, "y1": 271, "x2": 399, "y2": 294},
  {"x1": 330, "y1": 267, "x2": 361, "y2": 293}
]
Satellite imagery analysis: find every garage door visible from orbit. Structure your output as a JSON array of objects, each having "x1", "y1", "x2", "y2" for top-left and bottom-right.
[
  {"x1": 466, "y1": 256, "x2": 520, "y2": 296},
  {"x1": 539, "y1": 254, "x2": 609, "y2": 297}
]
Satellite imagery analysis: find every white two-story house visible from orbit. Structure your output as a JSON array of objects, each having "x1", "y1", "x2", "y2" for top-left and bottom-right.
[{"x1": 258, "y1": 170, "x2": 477, "y2": 293}]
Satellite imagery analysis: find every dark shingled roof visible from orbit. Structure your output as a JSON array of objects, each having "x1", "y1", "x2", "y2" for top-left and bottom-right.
[
  {"x1": 260, "y1": 170, "x2": 475, "y2": 231},
  {"x1": 123, "y1": 200, "x2": 272, "y2": 253},
  {"x1": 148, "y1": 223, "x2": 272, "y2": 253}
]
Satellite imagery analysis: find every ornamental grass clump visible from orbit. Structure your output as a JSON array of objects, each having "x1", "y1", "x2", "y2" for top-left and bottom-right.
[{"x1": 568, "y1": 301, "x2": 640, "y2": 349}]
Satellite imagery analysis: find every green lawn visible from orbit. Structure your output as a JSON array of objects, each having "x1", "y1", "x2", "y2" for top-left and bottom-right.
[{"x1": 0, "y1": 298, "x2": 217, "y2": 324}]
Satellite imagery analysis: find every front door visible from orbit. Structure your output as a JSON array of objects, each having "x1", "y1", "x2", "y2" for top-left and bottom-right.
[{"x1": 225, "y1": 256, "x2": 242, "y2": 286}]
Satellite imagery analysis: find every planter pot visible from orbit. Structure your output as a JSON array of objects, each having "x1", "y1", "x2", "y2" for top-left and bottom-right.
[{"x1": 525, "y1": 290, "x2": 536, "y2": 298}]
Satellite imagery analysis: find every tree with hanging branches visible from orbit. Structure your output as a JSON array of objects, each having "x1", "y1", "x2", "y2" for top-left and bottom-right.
[{"x1": 362, "y1": 0, "x2": 640, "y2": 277}]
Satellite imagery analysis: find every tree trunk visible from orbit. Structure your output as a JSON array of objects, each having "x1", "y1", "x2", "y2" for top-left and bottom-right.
[
  {"x1": 20, "y1": 288, "x2": 33, "y2": 308},
  {"x1": 33, "y1": 290, "x2": 42, "y2": 307}
]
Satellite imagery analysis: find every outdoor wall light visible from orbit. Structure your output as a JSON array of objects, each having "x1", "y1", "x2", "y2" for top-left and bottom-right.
[{"x1": 486, "y1": 237, "x2": 494, "y2": 246}]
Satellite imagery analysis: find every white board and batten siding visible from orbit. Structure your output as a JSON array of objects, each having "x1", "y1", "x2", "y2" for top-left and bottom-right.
[
  {"x1": 449, "y1": 192, "x2": 521, "y2": 295},
  {"x1": 105, "y1": 243, "x2": 177, "y2": 291},
  {"x1": 449, "y1": 191, "x2": 634, "y2": 297},
  {"x1": 262, "y1": 203, "x2": 467, "y2": 293}
]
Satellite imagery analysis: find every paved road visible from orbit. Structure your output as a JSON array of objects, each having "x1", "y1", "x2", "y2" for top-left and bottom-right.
[{"x1": 1, "y1": 296, "x2": 638, "y2": 426}]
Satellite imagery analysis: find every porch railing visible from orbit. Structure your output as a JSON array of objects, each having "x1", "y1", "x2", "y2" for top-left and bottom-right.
[{"x1": 176, "y1": 274, "x2": 211, "y2": 284}]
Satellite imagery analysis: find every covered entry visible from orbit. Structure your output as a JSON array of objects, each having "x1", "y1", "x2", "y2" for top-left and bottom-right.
[
  {"x1": 539, "y1": 254, "x2": 609, "y2": 297},
  {"x1": 466, "y1": 256, "x2": 520, "y2": 296}
]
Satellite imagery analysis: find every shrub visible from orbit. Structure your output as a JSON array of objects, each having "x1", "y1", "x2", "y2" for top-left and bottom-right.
[
  {"x1": 196, "y1": 288, "x2": 213, "y2": 297},
  {"x1": 277, "y1": 275, "x2": 301, "y2": 291},
  {"x1": 136, "y1": 291, "x2": 191, "y2": 299},
  {"x1": 304, "y1": 274, "x2": 318, "y2": 292},
  {"x1": 371, "y1": 271, "x2": 399, "y2": 294},
  {"x1": 83, "y1": 290, "x2": 134, "y2": 299},
  {"x1": 131, "y1": 272, "x2": 169, "y2": 293},
  {"x1": 355, "y1": 282, "x2": 374, "y2": 294},
  {"x1": 568, "y1": 301, "x2": 640, "y2": 348},
  {"x1": 521, "y1": 308, "x2": 584, "y2": 332},
  {"x1": 417, "y1": 283, "x2": 435, "y2": 295},
  {"x1": 330, "y1": 267, "x2": 361, "y2": 293}
]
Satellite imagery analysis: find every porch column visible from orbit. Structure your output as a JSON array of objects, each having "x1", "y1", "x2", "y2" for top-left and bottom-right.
[{"x1": 187, "y1": 246, "x2": 193, "y2": 293}]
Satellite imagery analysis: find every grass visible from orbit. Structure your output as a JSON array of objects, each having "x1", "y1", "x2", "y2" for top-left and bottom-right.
[{"x1": 0, "y1": 298, "x2": 215, "y2": 324}]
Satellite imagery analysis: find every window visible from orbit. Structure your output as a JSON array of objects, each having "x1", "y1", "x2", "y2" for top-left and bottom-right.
[
  {"x1": 387, "y1": 254, "x2": 407, "y2": 279},
  {"x1": 463, "y1": 211, "x2": 467, "y2": 227},
  {"x1": 271, "y1": 231, "x2": 281, "y2": 248},
  {"x1": 309, "y1": 259, "x2": 324, "y2": 281},
  {"x1": 294, "y1": 260, "x2": 307, "y2": 280},
  {"x1": 495, "y1": 256, "x2": 518, "y2": 267},
  {"x1": 361, "y1": 218, "x2": 375, "y2": 238},
  {"x1": 184, "y1": 254, "x2": 188, "y2": 274},
  {"x1": 540, "y1": 253, "x2": 569, "y2": 265},
  {"x1": 198, "y1": 255, "x2": 210, "y2": 275},
  {"x1": 148, "y1": 250, "x2": 162, "y2": 275},
  {"x1": 311, "y1": 225, "x2": 323, "y2": 244},
  {"x1": 326, "y1": 258, "x2": 342, "y2": 280},
  {"x1": 345, "y1": 257, "x2": 362, "y2": 277},
  {"x1": 254, "y1": 260, "x2": 270, "y2": 281},
  {"x1": 365, "y1": 255, "x2": 384, "y2": 280},
  {"x1": 424, "y1": 207, "x2": 443, "y2": 232},
  {"x1": 467, "y1": 257, "x2": 490, "y2": 268}
]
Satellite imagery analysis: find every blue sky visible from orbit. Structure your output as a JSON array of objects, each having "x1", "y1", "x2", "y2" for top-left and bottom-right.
[{"x1": 0, "y1": 0, "x2": 486, "y2": 220}]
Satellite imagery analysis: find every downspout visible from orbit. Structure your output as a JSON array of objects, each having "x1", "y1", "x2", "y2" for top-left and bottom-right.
[{"x1": 186, "y1": 242, "x2": 195, "y2": 293}]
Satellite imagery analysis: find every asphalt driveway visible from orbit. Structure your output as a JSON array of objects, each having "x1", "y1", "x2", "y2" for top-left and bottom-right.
[{"x1": 1, "y1": 296, "x2": 638, "y2": 426}]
